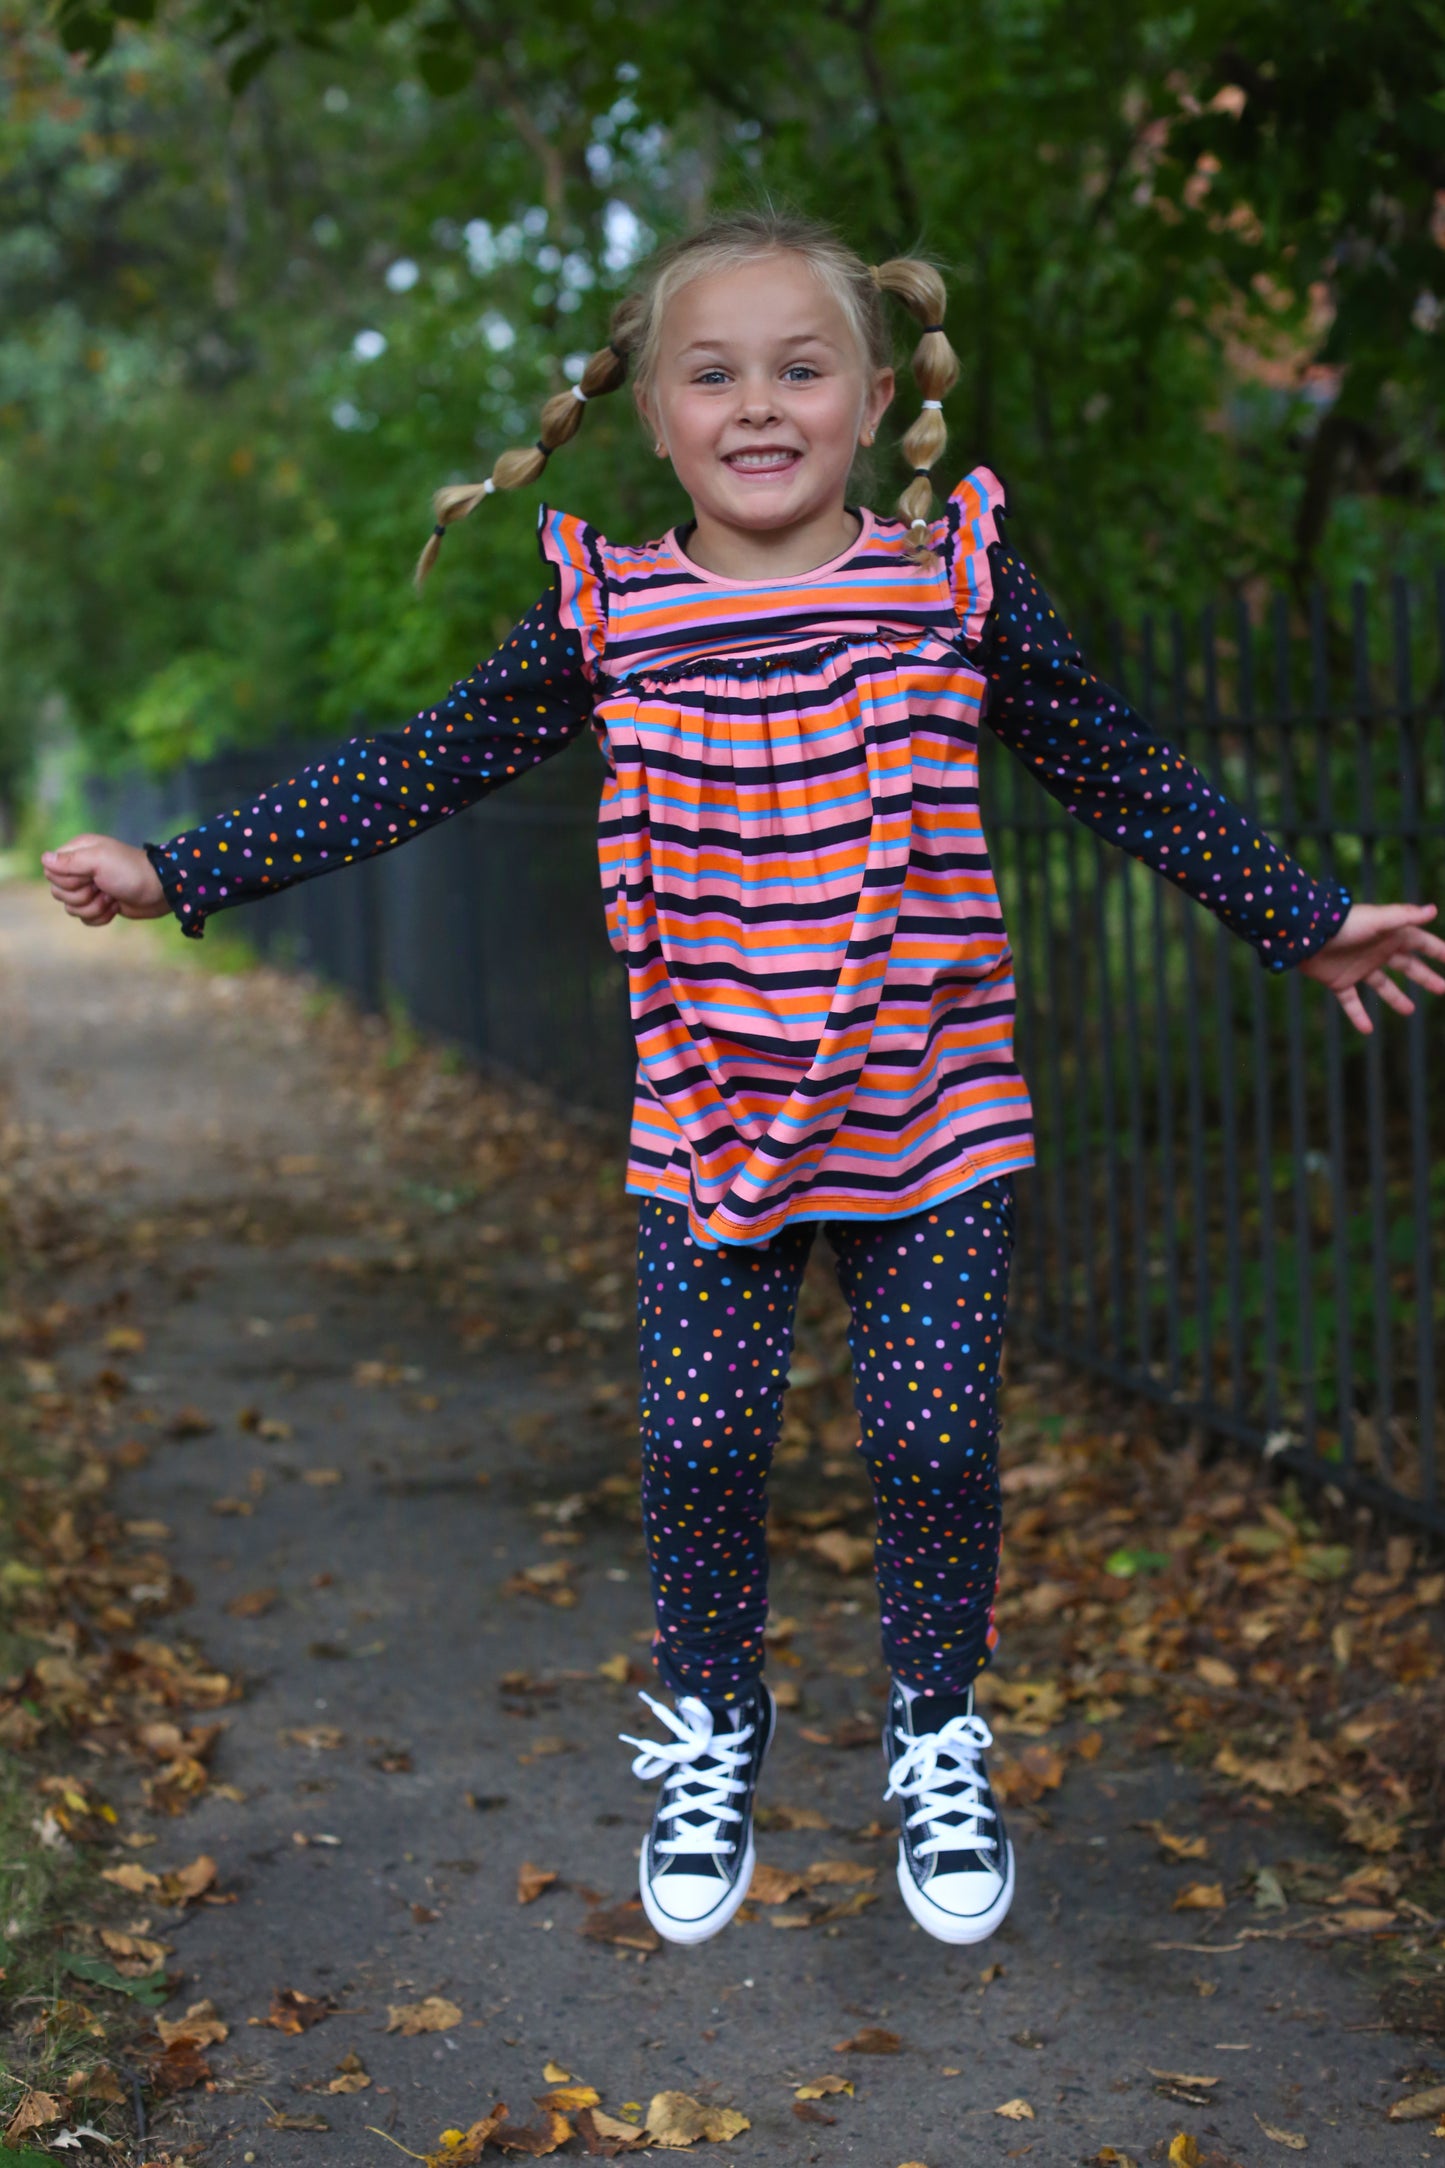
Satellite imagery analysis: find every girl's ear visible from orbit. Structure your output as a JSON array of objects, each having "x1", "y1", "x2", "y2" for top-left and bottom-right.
[{"x1": 866, "y1": 366, "x2": 896, "y2": 438}]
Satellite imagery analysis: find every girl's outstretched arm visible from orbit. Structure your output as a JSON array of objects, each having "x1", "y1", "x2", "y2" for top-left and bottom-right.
[
  {"x1": 43, "y1": 589, "x2": 592, "y2": 940},
  {"x1": 976, "y1": 541, "x2": 1445, "y2": 1031}
]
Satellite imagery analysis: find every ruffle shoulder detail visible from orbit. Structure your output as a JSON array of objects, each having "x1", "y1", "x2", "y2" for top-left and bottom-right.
[
  {"x1": 931, "y1": 465, "x2": 1007, "y2": 648},
  {"x1": 536, "y1": 503, "x2": 608, "y2": 681}
]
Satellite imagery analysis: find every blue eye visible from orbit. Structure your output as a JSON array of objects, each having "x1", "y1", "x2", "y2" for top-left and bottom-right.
[{"x1": 784, "y1": 364, "x2": 819, "y2": 382}]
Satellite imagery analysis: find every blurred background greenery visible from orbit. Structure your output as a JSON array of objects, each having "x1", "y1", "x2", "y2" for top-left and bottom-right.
[{"x1": 4, "y1": 0, "x2": 1443, "y2": 832}]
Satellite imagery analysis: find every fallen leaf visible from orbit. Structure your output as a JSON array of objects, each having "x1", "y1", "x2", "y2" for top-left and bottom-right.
[
  {"x1": 754, "y1": 1803, "x2": 829, "y2": 1832},
  {"x1": 146, "y1": 2034, "x2": 213, "y2": 2094},
  {"x1": 1254, "y1": 2114, "x2": 1307, "y2": 2149},
  {"x1": 575, "y1": 2106, "x2": 646, "y2": 2155},
  {"x1": 1387, "y1": 2084, "x2": 1445, "y2": 2122},
  {"x1": 518, "y1": 1861, "x2": 558, "y2": 1906},
  {"x1": 995, "y1": 2098, "x2": 1035, "y2": 2120},
  {"x1": 101, "y1": 1862, "x2": 160, "y2": 1895},
  {"x1": 267, "y1": 2108, "x2": 331, "y2": 2131},
  {"x1": 285, "y1": 1724, "x2": 346, "y2": 1750},
  {"x1": 302, "y1": 1467, "x2": 343, "y2": 1487},
  {"x1": 580, "y1": 1903, "x2": 661, "y2": 1954},
  {"x1": 1090, "y1": 2151, "x2": 1140, "y2": 2167},
  {"x1": 795, "y1": 2076, "x2": 853, "y2": 2100},
  {"x1": 3, "y1": 2090, "x2": 62, "y2": 2144},
  {"x1": 991, "y1": 1743, "x2": 1066, "y2": 1804},
  {"x1": 748, "y1": 1863, "x2": 810, "y2": 1905},
  {"x1": 541, "y1": 2063, "x2": 572, "y2": 2084},
  {"x1": 387, "y1": 1996, "x2": 463, "y2": 2034},
  {"x1": 156, "y1": 1999, "x2": 227, "y2": 2048},
  {"x1": 806, "y1": 1529, "x2": 874, "y2": 1575},
  {"x1": 165, "y1": 1406, "x2": 215, "y2": 1437},
  {"x1": 805, "y1": 1858, "x2": 876, "y2": 1887},
  {"x1": 1168, "y1": 2139, "x2": 1200, "y2": 2168},
  {"x1": 597, "y1": 1655, "x2": 630, "y2": 1683},
  {"x1": 793, "y1": 2103, "x2": 835, "y2": 2125},
  {"x1": 643, "y1": 2091, "x2": 750, "y2": 2147},
  {"x1": 1137, "y1": 1820, "x2": 1210, "y2": 1862},
  {"x1": 538, "y1": 2087, "x2": 601, "y2": 2112},
  {"x1": 158, "y1": 1853, "x2": 218, "y2": 1904},
  {"x1": 489, "y1": 2106, "x2": 573, "y2": 2154},
  {"x1": 1150, "y1": 2069, "x2": 1219, "y2": 2091},
  {"x1": 1194, "y1": 1656, "x2": 1239, "y2": 1689},
  {"x1": 1331, "y1": 1906, "x2": 1396, "y2": 1931},
  {"x1": 266, "y1": 1987, "x2": 334, "y2": 2033},
  {"x1": 833, "y1": 2027, "x2": 902, "y2": 2054},
  {"x1": 327, "y1": 2052, "x2": 371, "y2": 2093},
  {"x1": 1172, "y1": 1882, "x2": 1226, "y2": 1912}
]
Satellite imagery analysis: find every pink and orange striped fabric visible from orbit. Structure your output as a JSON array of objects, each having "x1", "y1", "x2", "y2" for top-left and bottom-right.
[{"x1": 538, "y1": 466, "x2": 1035, "y2": 1249}]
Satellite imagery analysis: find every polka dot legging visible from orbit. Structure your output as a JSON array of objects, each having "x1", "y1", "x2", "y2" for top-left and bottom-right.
[{"x1": 635, "y1": 1178, "x2": 1014, "y2": 1704}]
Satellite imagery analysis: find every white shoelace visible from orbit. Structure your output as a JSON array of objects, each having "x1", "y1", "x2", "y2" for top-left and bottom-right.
[
  {"x1": 885, "y1": 1710, "x2": 1000, "y2": 1864},
  {"x1": 620, "y1": 1691, "x2": 755, "y2": 1861}
]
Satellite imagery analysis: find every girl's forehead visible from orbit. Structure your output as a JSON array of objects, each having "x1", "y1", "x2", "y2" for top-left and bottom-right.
[{"x1": 659, "y1": 257, "x2": 854, "y2": 350}]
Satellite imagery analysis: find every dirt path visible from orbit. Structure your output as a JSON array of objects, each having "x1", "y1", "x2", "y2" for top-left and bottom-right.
[{"x1": 0, "y1": 877, "x2": 1438, "y2": 2168}]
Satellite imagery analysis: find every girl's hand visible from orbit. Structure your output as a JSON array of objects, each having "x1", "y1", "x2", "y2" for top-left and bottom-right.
[
  {"x1": 40, "y1": 835, "x2": 169, "y2": 928},
  {"x1": 1298, "y1": 901, "x2": 1445, "y2": 1034}
]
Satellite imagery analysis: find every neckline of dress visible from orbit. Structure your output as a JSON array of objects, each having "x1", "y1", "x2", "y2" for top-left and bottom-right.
[{"x1": 663, "y1": 505, "x2": 877, "y2": 589}]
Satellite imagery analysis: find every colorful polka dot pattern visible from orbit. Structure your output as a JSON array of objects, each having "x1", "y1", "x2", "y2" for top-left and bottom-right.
[
  {"x1": 143, "y1": 596, "x2": 589, "y2": 938},
  {"x1": 981, "y1": 540, "x2": 1351, "y2": 970},
  {"x1": 635, "y1": 1181, "x2": 1014, "y2": 1702}
]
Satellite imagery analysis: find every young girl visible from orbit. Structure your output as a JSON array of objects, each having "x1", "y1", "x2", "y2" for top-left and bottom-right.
[{"x1": 43, "y1": 209, "x2": 1443, "y2": 1952}]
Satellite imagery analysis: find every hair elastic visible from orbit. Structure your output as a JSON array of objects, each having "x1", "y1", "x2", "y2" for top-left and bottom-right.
[
  {"x1": 911, "y1": 466, "x2": 933, "y2": 478},
  {"x1": 480, "y1": 477, "x2": 496, "y2": 495},
  {"x1": 921, "y1": 322, "x2": 944, "y2": 334},
  {"x1": 920, "y1": 399, "x2": 943, "y2": 411},
  {"x1": 608, "y1": 341, "x2": 629, "y2": 364},
  {"x1": 569, "y1": 384, "x2": 588, "y2": 403},
  {"x1": 432, "y1": 522, "x2": 446, "y2": 539},
  {"x1": 534, "y1": 439, "x2": 551, "y2": 459}
]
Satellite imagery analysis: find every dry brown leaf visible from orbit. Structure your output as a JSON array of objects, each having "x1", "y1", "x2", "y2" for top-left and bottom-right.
[
  {"x1": 538, "y1": 2086, "x2": 601, "y2": 2112},
  {"x1": 158, "y1": 1853, "x2": 218, "y2": 1904},
  {"x1": 795, "y1": 2076, "x2": 853, "y2": 2100},
  {"x1": 580, "y1": 1902, "x2": 661, "y2": 1954},
  {"x1": 518, "y1": 1861, "x2": 559, "y2": 1905},
  {"x1": 806, "y1": 1529, "x2": 874, "y2": 1575},
  {"x1": 643, "y1": 2091, "x2": 750, "y2": 2147},
  {"x1": 748, "y1": 1863, "x2": 810, "y2": 1904},
  {"x1": 146, "y1": 2034, "x2": 214, "y2": 2094},
  {"x1": 991, "y1": 1742, "x2": 1066, "y2": 1804},
  {"x1": 387, "y1": 1995, "x2": 463, "y2": 2035},
  {"x1": 811, "y1": 1888, "x2": 879, "y2": 1924},
  {"x1": 327, "y1": 2052, "x2": 372, "y2": 2093},
  {"x1": 224, "y1": 1586, "x2": 278, "y2": 1618},
  {"x1": 575, "y1": 2106, "x2": 647, "y2": 2156},
  {"x1": 1090, "y1": 2151, "x2": 1140, "y2": 2167},
  {"x1": 1254, "y1": 2113, "x2": 1307, "y2": 2149},
  {"x1": 3, "y1": 2089, "x2": 62, "y2": 2143},
  {"x1": 1330, "y1": 1906, "x2": 1396, "y2": 1931},
  {"x1": 266, "y1": 1987, "x2": 334, "y2": 2033},
  {"x1": 285, "y1": 1724, "x2": 346, "y2": 1750},
  {"x1": 1150, "y1": 2070, "x2": 1218, "y2": 2090},
  {"x1": 793, "y1": 2103, "x2": 835, "y2": 2125},
  {"x1": 1194, "y1": 1656, "x2": 1239, "y2": 1689},
  {"x1": 1137, "y1": 1820, "x2": 1210, "y2": 1861},
  {"x1": 267, "y1": 2108, "x2": 330, "y2": 2131},
  {"x1": 754, "y1": 1802, "x2": 829, "y2": 1832},
  {"x1": 1387, "y1": 2084, "x2": 1445, "y2": 2122},
  {"x1": 99, "y1": 1928, "x2": 169, "y2": 1968},
  {"x1": 995, "y1": 2098, "x2": 1035, "y2": 2119},
  {"x1": 490, "y1": 2106, "x2": 574, "y2": 2154},
  {"x1": 804, "y1": 1858, "x2": 876, "y2": 1887},
  {"x1": 1172, "y1": 1882, "x2": 1226, "y2": 1912},
  {"x1": 101, "y1": 1861, "x2": 160, "y2": 1894},
  {"x1": 156, "y1": 1999, "x2": 227, "y2": 2048},
  {"x1": 833, "y1": 2026, "x2": 902, "y2": 2054}
]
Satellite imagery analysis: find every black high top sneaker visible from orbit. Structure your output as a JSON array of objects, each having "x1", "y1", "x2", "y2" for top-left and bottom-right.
[
  {"x1": 621, "y1": 1683, "x2": 776, "y2": 1946},
  {"x1": 882, "y1": 1679, "x2": 1014, "y2": 1944}
]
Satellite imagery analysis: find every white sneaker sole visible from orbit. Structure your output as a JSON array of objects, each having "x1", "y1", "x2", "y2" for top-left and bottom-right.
[
  {"x1": 637, "y1": 1830, "x2": 758, "y2": 1947},
  {"x1": 895, "y1": 1838, "x2": 1015, "y2": 1944}
]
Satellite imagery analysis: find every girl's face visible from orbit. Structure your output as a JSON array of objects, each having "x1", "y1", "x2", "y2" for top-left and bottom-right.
[{"x1": 641, "y1": 253, "x2": 895, "y2": 555}]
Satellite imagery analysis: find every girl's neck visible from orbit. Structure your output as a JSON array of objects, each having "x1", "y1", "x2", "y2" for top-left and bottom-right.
[{"x1": 676, "y1": 503, "x2": 863, "y2": 582}]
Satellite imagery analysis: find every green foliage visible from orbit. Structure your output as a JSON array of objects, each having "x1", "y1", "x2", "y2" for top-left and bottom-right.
[{"x1": 7, "y1": 0, "x2": 1444, "y2": 811}]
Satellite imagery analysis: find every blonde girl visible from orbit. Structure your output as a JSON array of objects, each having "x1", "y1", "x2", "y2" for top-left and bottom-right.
[{"x1": 43, "y1": 208, "x2": 1443, "y2": 1950}]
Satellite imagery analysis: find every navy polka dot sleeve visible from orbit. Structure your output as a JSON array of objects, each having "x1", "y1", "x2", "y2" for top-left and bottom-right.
[
  {"x1": 976, "y1": 540, "x2": 1352, "y2": 971},
  {"x1": 143, "y1": 589, "x2": 592, "y2": 938}
]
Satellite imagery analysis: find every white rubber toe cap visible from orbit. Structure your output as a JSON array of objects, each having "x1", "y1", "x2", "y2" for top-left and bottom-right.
[{"x1": 897, "y1": 1841, "x2": 1015, "y2": 1944}]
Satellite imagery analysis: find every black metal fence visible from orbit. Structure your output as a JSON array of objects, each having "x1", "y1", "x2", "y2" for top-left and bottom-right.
[{"x1": 89, "y1": 568, "x2": 1443, "y2": 1535}]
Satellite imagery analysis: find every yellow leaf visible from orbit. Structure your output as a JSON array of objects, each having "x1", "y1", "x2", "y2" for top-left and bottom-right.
[
  {"x1": 1168, "y1": 2138, "x2": 1201, "y2": 2167},
  {"x1": 795, "y1": 2076, "x2": 854, "y2": 2100},
  {"x1": 327, "y1": 2052, "x2": 372, "y2": 2093},
  {"x1": 517, "y1": 1861, "x2": 558, "y2": 1905},
  {"x1": 541, "y1": 2063, "x2": 571, "y2": 2083},
  {"x1": 995, "y1": 2099, "x2": 1035, "y2": 2120},
  {"x1": 386, "y1": 1996, "x2": 463, "y2": 2035},
  {"x1": 156, "y1": 1999, "x2": 228, "y2": 2048},
  {"x1": 538, "y1": 2086, "x2": 600, "y2": 2111},
  {"x1": 1172, "y1": 1881, "x2": 1225, "y2": 1911},
  {"x1": 644, "y1": 2090, "x2": 750, "y2": 2146},
  {"x1": 597, "y1": 1655, "x2": 629, "y2": 1683}
]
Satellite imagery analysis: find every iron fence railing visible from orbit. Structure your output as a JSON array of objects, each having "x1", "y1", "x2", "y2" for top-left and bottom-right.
[{"x1": 88, "y1": 567, "x2": 1443, "y2": 1535}]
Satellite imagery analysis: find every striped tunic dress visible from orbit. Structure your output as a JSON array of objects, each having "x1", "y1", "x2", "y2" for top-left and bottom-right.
[
  {"x1": 145, "y1": 466, "x2": 1350, "y2": 1255},
  {"x1": 542, "y1": 466, "x2": 1030, "y2": 1248}
]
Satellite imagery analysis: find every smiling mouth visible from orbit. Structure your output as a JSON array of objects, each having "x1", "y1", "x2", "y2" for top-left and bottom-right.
[{"x1": 723, "y1": 448, "x2": 802, "y2": 473}]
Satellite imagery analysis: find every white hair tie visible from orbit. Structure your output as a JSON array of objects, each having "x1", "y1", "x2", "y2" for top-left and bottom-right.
[
  {"x1": 921, "y1": 399, "x2": 943, "y2": 411},
  {"x1": 480, "y1": 477, "x2": 496, "y2": 495},
  {"x1": 569, "y1": 384, "x2": 588, "y2": 403}
]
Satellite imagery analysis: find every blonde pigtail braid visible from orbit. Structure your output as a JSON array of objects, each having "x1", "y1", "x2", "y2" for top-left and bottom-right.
[
  {"x1": 869, "y1": 258, "x2": 961, "y2": 569},
  {"x1": 413, "y1": 293, "x2": 645, "y2": 590}
]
